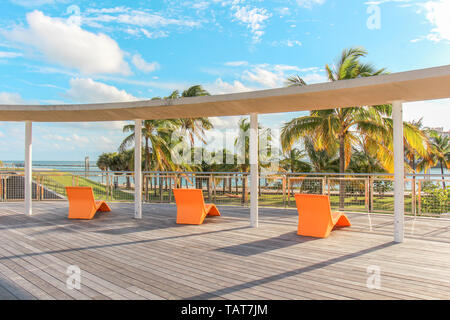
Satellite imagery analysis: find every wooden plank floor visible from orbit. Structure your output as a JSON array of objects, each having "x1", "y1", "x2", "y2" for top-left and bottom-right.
[{"x1": 0, "y1": 202, "x2": 449, "y2": 300}]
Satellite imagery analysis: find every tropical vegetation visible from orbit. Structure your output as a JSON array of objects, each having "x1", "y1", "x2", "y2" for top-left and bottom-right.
[{"x1": 95, "y1": 48, "x2": 448, "y2": 187}]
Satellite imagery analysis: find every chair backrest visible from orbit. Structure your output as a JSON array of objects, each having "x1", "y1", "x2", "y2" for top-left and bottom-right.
[
  {"x1": 173, "y1": 189, "x2": 206, "y2": 211},
  {"x1": 66, "y1": 186, "x2": 96, "y2": 207},
  {"x1": 294, "y1": 194, "x2": 333, "y2": 225}
]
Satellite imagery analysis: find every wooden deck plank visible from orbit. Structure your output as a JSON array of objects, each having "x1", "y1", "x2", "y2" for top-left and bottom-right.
[{"x1": 0, "y1": 202, "x2": 449, "y2": 300}]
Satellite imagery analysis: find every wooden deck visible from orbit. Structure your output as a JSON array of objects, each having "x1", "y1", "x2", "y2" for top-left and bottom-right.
[{"x1": 0, "y1": 202, "x2": 449, "y2": 300}]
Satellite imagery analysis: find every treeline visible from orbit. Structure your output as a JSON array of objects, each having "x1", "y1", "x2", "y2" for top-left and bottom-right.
[{"x1": 96, "y1": 47, "x2": 449, "y2": 186}]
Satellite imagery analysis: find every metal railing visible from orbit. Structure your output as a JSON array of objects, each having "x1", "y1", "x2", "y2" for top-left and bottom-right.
[{"x1": 0, "y1": 170, "x2": 448, "y2": 217}]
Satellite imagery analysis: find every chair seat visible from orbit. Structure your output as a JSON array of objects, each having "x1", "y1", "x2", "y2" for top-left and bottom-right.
[
  {"x1": 66, "y1": 187, "x2": 111, "y2": 220},
  {"x1": 173, "y1": 189, "x2": 221, "y2": 225},
  {"x1": 295, "y1": 194, "x2": 351, "y2": 238}
]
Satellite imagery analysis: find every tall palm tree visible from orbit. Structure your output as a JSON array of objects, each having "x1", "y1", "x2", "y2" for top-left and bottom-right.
[
  {"x1": 280, "y1": 148, "x2": 311, "y2": 173},
  {"x1": 120, "y1": 119, "x2": 180, "y2": 171},
  {"x1": 419, "y1": 130, "x2": 450, "y2": 189},
  {"x1": 96, "y1": 153, "x2": 114, "y2": 172},
  {"x1": 165, "y1": 85, "x2": 213, "y2": 147},
  {"x1": 282, "y1": 47, "x2": 427, "y2": 208},
  {"x1": 303, "y1": 137, "x2": 339, "y2": 173},
  {"x1": 181, "y1": 85, "x2": 209, "y2": 97},
  {"x1": 348, "y1": 139, "x2": 385, "y2": 174},
  {"x1": 234, "y1": 117, "x2": 276, "y2": 201},
  {"x1": 404, "y1": 119, "x2": 428, "y2": 173},
  {"x1": 180, "y1": 85, "x2": 213, "y2": 147}
]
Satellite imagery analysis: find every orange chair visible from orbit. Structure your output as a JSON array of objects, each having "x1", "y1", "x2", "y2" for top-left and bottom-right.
[
  {"x1": 173, "y1": 189, "x2": 221, "y2": 225},
  {"x1": 66, "y1": 187, "x2": 111, "y2": 220},
  {"x1": 294, "y1": 194, "x2": 351, "y2": 238}
]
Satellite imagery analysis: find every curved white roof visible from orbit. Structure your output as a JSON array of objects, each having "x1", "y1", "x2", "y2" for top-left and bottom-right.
[{"x1": 1, "y1": 65, "x2": 450, "y2": 122}]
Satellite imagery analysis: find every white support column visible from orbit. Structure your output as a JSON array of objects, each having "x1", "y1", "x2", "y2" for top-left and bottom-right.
[
  {"x1": 134, "y1": 119, "x2": 142, "y2": 219},
  {"x1": 250, "y1": 113, "x2": 259, "y2": 228},
  {"x1": 392, "y1": 101, "x2": 404, "y2": 243},
  {"x1": 25, "y1": 121, "x2": 32, "y2": 216}
]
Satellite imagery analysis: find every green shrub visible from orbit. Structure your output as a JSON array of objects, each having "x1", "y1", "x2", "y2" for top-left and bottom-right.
[{"x1": 422, "y1": 184, "x2": 449, "y2": 214}]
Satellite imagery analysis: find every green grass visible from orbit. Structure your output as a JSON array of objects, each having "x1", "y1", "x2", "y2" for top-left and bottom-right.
[
  {"x1": 27, "y1": 172, "x2": 447, "y2": 217},
  {"x1": 35, "y1": 172, "x2": 133, "y2": 201}
]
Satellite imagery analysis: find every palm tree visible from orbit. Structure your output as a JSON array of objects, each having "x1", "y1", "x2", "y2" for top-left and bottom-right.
[
  {"x1": 285, "y1": 74, "x2": 307, "y2": 87},
  {"x1": 280, "y1": 148, "x2": 311, "y2": 173},
  {"x1": 419, "y1": 130, "x2": 450, "y2": 189},
  {"x1": 348, "y1": 139, "x2": 385, "y2": 174},
  {"x1": 96, "y1": 153, "x2": 114, "y2": 171},
  {"x1": 282, "y1": 47, "x2": 427, "y2": 208},
  {"x1": 303, "y1": 137, "x2": 339, "y2": 173},
  {"x1": 181, "y1": 85, "x2": 213, "y2": 147},
  {"x1": 181, "y1": 85, "x2": 209, "y2": 97},
  {"x1": 233, "y1": 117, "x2": 275, "y2": 202},
  {"x1": 404, "y1": 119, "x2": 428, "y2": 173},
  {"x1": 120, "y1": 119, "x2": 180, "y2": 172},
  {"x1": 165, "y1": 86, "x2": 213, "y2": 148}
]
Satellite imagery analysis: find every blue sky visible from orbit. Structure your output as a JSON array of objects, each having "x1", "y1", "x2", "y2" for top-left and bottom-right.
[{"x1": 0, "y1": 0, "x2": 449, "y2": 161}]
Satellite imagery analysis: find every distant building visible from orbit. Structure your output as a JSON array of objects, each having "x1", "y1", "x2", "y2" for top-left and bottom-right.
[{"x1": 428, "y1": 127, "x2": 450, "y2": 138}]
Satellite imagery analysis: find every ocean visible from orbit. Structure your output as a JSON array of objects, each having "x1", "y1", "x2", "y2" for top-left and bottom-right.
[
  {"x1": 1, "y1": 160, "x2": 448, "y2": 175},
  {"x1": 2, "y1": 160, "x2": 99, "y2": 172}
]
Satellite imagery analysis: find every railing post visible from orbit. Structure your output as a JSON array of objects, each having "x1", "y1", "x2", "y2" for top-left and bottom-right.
[
  {"x1": 418, "y1": 180, "x2": 422, "y2": 216},
  {"x1": 369, "y1": 176, "x2": 374, "y2": 213},
  {"x1": 411, "y1": 177, "x2": 416, "y2": 216},
  {"x1": 365, "y1": 177, "x2": 369, "y2": 212}
]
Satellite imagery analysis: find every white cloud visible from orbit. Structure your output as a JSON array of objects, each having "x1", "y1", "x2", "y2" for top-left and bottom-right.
[
  {"x1": 85, "y1": 7, "x2": 129, "y2": 14},
  {"x1": 72, "y1": 134, "x2": 90, "y2": 144},
  {"x1": 0, "y1": 92, "x2": 25, "y2": 104},
  {"x1": 209, "y1": 116, "x2": 241, "y2": 130},
  {"x1": 85, "y1": 8, "x2": 200, "y2": 29},
  {"x1": 210, "y1": 63, "x2": 326, "y2": 92},
  {"x1": 232, "y1": 5, "x2": 271, "y2": 43},
  {"x1": 5, "y1": 10, "x2": 130, "y2": 75},
  {"x1": 302, "y1": 72, "x2": 328, "y2": 84},
  {"x1": 205, "y1": 78, "x2": 254, "y2": 95},
  {"x1": 0, "y1": 51, "x2": 22, "y2": 58},
  {"x1": 275, "y1": 7, "x2": 291, "y2": 16},
  {"x1": 132, "y1": 54, "x2": 160, "y2": 73},
  {"x1": 271, "y1": 39, "x2": 302, "y2": 47},
  {"x1": 296, "y1": 0, "x2": 326, "y2": 8},
  {"x1": 42, "y1": 134, "x2": 71, "y2": 142},
  {"x1": 65, "y1": 78, "x2": 139, "y2": 103},
  {"x1": 423, "y1": 0, "x2": 450, "y2": 42},
  {"x1": 404, "y1": 99, "x2": 450, "y2": 130},
  {"x1": 225, "y1": 61, "x2": 249, "y2": 67},
  {"x1": 10, "y1": 0, "x2": 69, "y2": 7},
  {"x1": 242, "y1": 66, "x2": 284, "y2": 88},
  {"x1": 140, "y1": 29, "x2": 169, "y2": 39}
]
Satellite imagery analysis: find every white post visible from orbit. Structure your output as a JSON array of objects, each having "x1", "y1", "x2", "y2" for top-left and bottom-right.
[
  {"x1": 25, "y1": 121, "x2": 32, "y2": 216},
  {"x1": 134, "y1": 119, "x2": 142, "y2": 219},
  {"x1": 250, "y1": 113, "x2": 259, "y2": 228},
  {"x1": 392, "y1": 101, "x2": 404, "y2": 243}
]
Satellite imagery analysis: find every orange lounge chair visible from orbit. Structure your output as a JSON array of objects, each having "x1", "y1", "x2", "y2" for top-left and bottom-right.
[
  {"x1": 66, "y1": 186, "x2": 111, "y2": 220},
  {"x1": 294, "y1": 194, "x2": 351, "y2": 238},
  {"x1": 173, "y1": 189, "x2": 221, "y2": 225}
]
